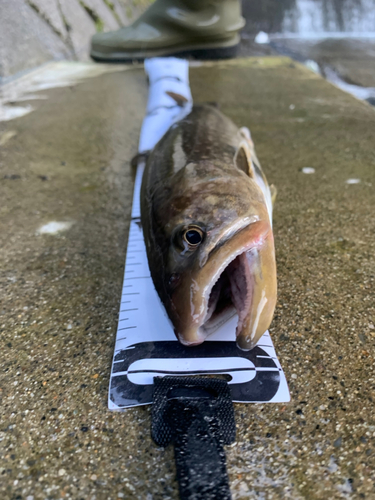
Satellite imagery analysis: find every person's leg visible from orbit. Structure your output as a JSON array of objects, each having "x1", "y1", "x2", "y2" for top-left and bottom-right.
[{"x1": 91, "y1": 0, "x2": 245, "y2": 61}]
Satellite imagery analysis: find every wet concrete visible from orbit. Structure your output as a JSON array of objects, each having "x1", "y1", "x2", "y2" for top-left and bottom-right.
[
  {"x1": 239, "y1": 0, "x2": 375, "y2": 104},
  {"x1": 270, "y1": 38, "x2": 375, "y2": 89},
  {"x1": 1, "y1": 58, "x2": 375, "y2": 499}
]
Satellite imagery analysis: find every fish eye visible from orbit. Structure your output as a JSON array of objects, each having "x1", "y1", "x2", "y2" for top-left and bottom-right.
[{"x1": 183, "y1": 226, "x2": 204, "y2": 247}]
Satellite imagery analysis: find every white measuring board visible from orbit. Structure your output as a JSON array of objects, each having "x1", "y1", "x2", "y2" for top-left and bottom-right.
[
  {"x1": 108, "y1": 57, "x2": 290, "y2": 410},
  {"x1": 109, "y1": 160, "x2": 290, "y2": 409}
]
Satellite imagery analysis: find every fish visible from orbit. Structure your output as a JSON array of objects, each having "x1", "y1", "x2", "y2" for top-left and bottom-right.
[{"x1": 140, "y1": 104, "x2": 277, "y2": 350}]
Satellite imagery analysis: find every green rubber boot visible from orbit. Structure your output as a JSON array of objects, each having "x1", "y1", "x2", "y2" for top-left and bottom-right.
[{"x1": 91, "y1": 0, "x2": 245, "y2": 61}]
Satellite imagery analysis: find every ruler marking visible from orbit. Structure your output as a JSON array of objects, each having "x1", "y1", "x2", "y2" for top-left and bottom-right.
[{"x1": 125, "y1": 276, "x2": 151, "y2": 280}]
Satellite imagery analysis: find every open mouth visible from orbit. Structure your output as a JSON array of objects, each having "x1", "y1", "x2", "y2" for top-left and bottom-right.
[{"x1": 201, "y1": 249, "x2": 256, "y2": 338}]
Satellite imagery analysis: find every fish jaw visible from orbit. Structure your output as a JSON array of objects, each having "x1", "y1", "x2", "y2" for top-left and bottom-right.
[
  {"x1": 228, "y1": 232, "x2": 277, "y2": 350},
  {"x1": 168, "y1": 218, "x2": 277, "y2": 349}
]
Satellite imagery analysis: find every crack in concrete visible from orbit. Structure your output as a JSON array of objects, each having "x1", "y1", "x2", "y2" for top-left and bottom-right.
[
  {"x1": 79, "y1": 1, "x2": 105, "y2": 32},
  {"x1": 103, "y1": 0, "x2": 122, "y2": 26},
  {"x1": 56, "y1": 0, "x2": 78, "y2": 59},
  {"x1": 27, "y1": 0, "x2": 67, "y2": 40}
]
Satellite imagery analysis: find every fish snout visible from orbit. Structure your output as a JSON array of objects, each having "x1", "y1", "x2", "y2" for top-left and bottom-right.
[{"x1": 176, "y1": 330, "x2": 206, "y2": 346}]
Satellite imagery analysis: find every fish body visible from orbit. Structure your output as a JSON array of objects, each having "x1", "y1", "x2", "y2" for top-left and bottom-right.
[{"x1": 140, "y1": 105, "x2": 276, "y2": 350}]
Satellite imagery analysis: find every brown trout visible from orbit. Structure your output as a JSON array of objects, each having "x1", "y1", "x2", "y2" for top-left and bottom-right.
[{"x1": 140, "y1": 105, "x2": 276, "y2": 350}]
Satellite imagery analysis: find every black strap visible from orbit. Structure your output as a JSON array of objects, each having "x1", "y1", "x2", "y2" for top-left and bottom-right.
[{"x1": 152, "y1": 377, "x2": 236, "y2": 500}]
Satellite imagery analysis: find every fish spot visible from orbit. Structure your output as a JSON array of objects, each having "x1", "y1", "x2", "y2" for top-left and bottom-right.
[
  {"x1": 301, "y1": 167, "x2": 315, "y2": 174},
  {"x1": 172, "y1": 134, "x2": 186, "y2": 174},
  {"x1": 185, "y1": 163, "x2": 197, "y2": 174},
  {"x1": 205, "y1": 195, "x2": 220, "y2": 205},
  {"x1": 36, "y1": 221, "x2": 74, "y2": 235}
]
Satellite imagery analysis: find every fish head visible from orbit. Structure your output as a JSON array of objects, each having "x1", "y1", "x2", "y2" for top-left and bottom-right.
[{"x1": 159, "y1": 161, "x2": 277, "y2": 350}]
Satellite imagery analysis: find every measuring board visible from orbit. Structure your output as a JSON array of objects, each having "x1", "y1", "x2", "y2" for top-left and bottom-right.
[
  {"x1": 108, "y1": 57, "x2": 290, "y2": 410},
  {"x1": 109, "y1": 162, "x2": 290, "y2": 409}
]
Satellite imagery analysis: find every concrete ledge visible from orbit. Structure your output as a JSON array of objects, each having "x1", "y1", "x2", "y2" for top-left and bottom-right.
[
  {"x1": 0, "y1": 0, "x2": 153, "y2": 80},
  {"x1": 0, "y1": 58, "x2": 374, "y2": 499}
]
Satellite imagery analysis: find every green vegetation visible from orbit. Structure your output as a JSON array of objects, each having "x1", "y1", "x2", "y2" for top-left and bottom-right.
[
  {"x1": 79, "y1": 1, "x2": 105, "y2": 32},
  {"x1": 103, "y1": 0, "x2": 122, "y2": 25}
]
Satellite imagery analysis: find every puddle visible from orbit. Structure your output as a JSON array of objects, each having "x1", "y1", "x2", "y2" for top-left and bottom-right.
[
  {"x1": 0, "y1": 62, "x2": 132, "y2": 122},
  {"x1": 323, "y1": 66, "x2": 375, "y2": 102},
  {"x1": 0, "y1": 104, "x2": 34, "y2": 122},
  {"x1": 267, "y1": 42, "x2": 375, "y2": 106}
]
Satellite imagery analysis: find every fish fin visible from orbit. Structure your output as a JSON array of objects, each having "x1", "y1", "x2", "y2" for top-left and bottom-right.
[
  {"x1": 234, "y1": 142, "x2": 255, "y2": 178},
  {"x1": 270, "y1": 184, "x2": 277, "y2": 206},
  {"x1": 239, "y1": 126, "x2": 252, "y2": 143}
]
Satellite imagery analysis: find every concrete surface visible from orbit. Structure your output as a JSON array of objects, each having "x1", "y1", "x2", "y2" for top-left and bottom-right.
[
  {"x1": 0, "y1": 0, "x2": 74, "y2": 81},
  {"x1": 58, "y1": 0, "x2": 98, "y2": 60},
  {"x1": 27, "y1": 0, "x2": 70, "y2": 40},
  {"x1": 0, "y1": 0, "x2": 152, "y2": 81},
  {"x1": 270, "y1": 38, "x2": 375, "y2": 89},
  {"x1": 1, "y1": 58, "x2": 375, "y2": 500}
]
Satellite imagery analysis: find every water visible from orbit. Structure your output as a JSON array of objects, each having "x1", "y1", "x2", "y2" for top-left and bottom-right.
[
  {"x1": 282, "y1": 0, "x2": 375, "y2": 36},
  {"x1": 243, "y1": 0, "x2": 375, "y2": 36}
]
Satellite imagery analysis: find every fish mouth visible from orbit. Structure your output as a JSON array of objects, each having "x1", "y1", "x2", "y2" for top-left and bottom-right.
[
  {"x1": 176, "y1": 221, "x2": 276, "y2": 350},
  {"x1": 201, "y1": 249, "x2": 259, "y2": 340},
  {"x1": 176, "y1": 261, "x2": 238, "y2": 347}
]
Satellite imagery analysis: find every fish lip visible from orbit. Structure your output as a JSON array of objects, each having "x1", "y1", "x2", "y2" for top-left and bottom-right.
[
  {"x1": 176, "y1": 332, "x2": 205, "y2": 347},
  {"x1": 203, "y1": 223, "x2": 267, "y2": 310},
  {"x1": 200, "y1": 215, "x2": 260, "y2": 267}
]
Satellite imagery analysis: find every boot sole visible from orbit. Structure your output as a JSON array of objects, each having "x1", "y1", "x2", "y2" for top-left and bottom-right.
[{"x1": 90, "y1": 37, "x2": 240, "y2": 62}]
